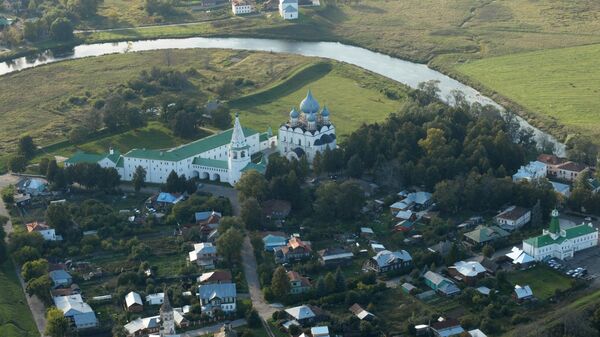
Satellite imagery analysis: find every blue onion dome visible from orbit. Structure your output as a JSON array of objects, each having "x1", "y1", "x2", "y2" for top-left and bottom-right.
[
  {"x1": 307, "y1": 112, "x2": 316, "y2": 122},
  {"x1": 300, "y1": 89, "x2": 320, "y2": 114},
  {"x1": 289, "y1": 107, "x2": 299, "y2": 118},
  {"x1": 321, "y1": 105, "x2": 330, "y2": 117}
]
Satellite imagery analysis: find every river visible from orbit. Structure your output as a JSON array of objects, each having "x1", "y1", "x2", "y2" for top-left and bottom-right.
[{"x1": 0, "y1": 37, "x2": 565, "y2": 155}]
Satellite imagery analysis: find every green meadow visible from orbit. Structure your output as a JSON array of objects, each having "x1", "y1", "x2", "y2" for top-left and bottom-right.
[
  {"x1": 456, "y1": 43, "x2": 600, "y2": 140},
  {"x1": 506, "y1": 266, "x2": 573, "y2": 300}
]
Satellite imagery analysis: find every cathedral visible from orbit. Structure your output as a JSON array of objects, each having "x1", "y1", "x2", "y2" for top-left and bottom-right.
[
  {"x1": 277, "y1": 90, "x2": 337, "y2": 162},
  {"x1": 66, "y1": 90, "x2": 335, "y2": 185}
]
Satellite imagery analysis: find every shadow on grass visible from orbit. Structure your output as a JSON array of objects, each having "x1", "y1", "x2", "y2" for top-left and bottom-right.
[{"x1": 229, "y1": 62, "x2": 333, "y2": 108}]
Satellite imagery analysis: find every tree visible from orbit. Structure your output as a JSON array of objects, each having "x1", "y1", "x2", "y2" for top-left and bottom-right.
[
  {"x1": 50, "y1": 17, "x2": 74, "y2": 41},
  {"x1": 531, "y1": 199, "x2": 543, "y2": 229},
  {"x1": 68, "y1": 125, "x2": 89, "y2": 144},
  {"x1": 1, "y1": 185, "x2": 15, "y2": 204},
  {"x1": 21, "y1": 258, "x2": 49, "y2": 282},
  {"x1": 46, "y1": 203, "x2": 72, "y2": 237},
  {"x1": 270, "y1": 266, "x2": 290, "y2": 299},
  {"x1": 482, "y1": 244, "x2": 495, "y2": 258},
  {"x1": 39, "y1": 158, "x2": 50, "y2": 175},
  {"x1": 46, "y1": 160, "x2": 59, "y2": 182},
  {"x1": 18, "y1": 135, "x2": 36, "y2": 158},
  {"x1": 27, "y1": 275, "x2": 52, "y2": 304},
  {"x1": 346, "y1": 154, "x2": 364, "y2": 178},
  {"x1": 210, "y1": 106, "x2": 233, "y2": 129},
  {"x1": 246, "y1": 309, "x2": 261, "y2": 328},
  {"x1": 324, "y1": 272, "x2": 336, "y2": 293},
  {"x1": 241, "y1": 198, "x2": 262, "y2": 230},
  {"x1": 236, "y1": 170, "x2": 268, "y2": 202},
  {"x1": 216, "y1": 227, "x2": 243, "y2": 265},
  {"x1": 165, "y1": 170, "x2": 183, "y2": 192},
  {"x1": 133, "y1": 166, "x2": 147, "y2": 192},
  {"x1": 334, "y1": 267, "x2": 346, "y2": 292},
  {"x1": 172, "y1": 111, "x2": 197, "y2": 138},
  {"x1": 45, "y1": 307, "x2": 71, "y2": 337},
  {"x1": 7, "y1": 155, "x2": 27, "y2": 172}
]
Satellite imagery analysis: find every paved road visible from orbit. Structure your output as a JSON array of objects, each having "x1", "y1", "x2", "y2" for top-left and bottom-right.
[
  {"x1": 182, "y1": 319, "x2": 246, "y2": 337},
  {"x1": 241, "y1": 236, "x2": 277, "y2": 320},
  {"x1": 0, "y1": 174, "x2": 46, "y2": 336}
]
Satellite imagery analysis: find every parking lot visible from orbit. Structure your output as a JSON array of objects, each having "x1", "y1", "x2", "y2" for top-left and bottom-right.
[{"x1": 550, "y1": 246, "x2": 600, "y2": 284}]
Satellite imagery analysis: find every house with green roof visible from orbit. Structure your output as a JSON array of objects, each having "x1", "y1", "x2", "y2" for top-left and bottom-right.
[
  {"x1": 464, "y1": 225, "x2": 509, "y2": 247},
  {"x1": 65, "y1": 114, "x2": 276, "y2": 186},
  {"x1": 523, "y1": 209, "x2": 598, "y2": 261}
]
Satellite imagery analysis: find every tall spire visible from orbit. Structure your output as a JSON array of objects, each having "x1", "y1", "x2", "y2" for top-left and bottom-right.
[
  {"x1": 230, "y1": 112, "x2": 247, "y2": 149},
  {"x1": 160, "y1": 288, "x2": 172, "y2": 313},
  {"x1": 549, "y1": 209, "x2": 560, "y2": 235},
  {"x1": 159, "y1": 288, "x2": 175, "y2": 336}
]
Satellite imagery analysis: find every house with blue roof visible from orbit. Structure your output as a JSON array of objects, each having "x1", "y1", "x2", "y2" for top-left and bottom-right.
[
  {"x1": 49, "y1": 269, "x2": 73, "y2": 288},
  {"x1": 53, "y1": 294, "x2": 98, "y2": 329},
  {"x1": 262, "y1": 233, "x2": 288, "y2": 251}
]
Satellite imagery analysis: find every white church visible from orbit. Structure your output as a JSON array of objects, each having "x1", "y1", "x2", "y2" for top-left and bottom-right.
[
  {"x1": 66, "y1": 90, "x2": 335, "y2": 186},
  {"x1": 279, "y1": 0, "x2": 298, "y2": 20},
  {"x1": 277, "y1": 89, "x2": 336, "y2": 162}
]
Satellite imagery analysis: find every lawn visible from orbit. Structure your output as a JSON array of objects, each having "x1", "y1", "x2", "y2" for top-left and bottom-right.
[
  {"x1": 0, "y1": 260, "x2": 38, "y2": 337},
  {"x1": 232, "y1": 62, "x2": 405, "y2": 141},
  {"x1": 455, "y1": 43, "x2": 600, "y2": 141},
  {"x1": 506, "y1": 265, "x2": 573, "y2": 300}
]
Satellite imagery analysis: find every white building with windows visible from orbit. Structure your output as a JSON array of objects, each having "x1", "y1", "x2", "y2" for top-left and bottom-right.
[
  {"x1": 523, "y1": 209, "x2": 599, "y2": 261},
  {"x1": 278, "y1": 90, "x2": 336, "y2": 163},
  {"x1": 231, "y1": 0, "x2": 254, "y2": 15},
  {"x1": 279, "y1": 0, "x2": 298, "y2": 19},
  {"x1": 66, "y1": 114, "x2": 275, "y2": 186}
]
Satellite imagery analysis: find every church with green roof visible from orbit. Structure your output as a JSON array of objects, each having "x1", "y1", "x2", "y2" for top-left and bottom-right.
[
  {"x1": 65, "y1": 114, "x2": 275, "y2": 186},
  {"x1": 522, "y1": 209, "x2": 598, "y2": 261}
]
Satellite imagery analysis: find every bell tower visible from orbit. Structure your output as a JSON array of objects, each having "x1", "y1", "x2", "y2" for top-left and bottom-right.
[{"x1": 228, "y1": 113, "x2": 251, "y2": 184}]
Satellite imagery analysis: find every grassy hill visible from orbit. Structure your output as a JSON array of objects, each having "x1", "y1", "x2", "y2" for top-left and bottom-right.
[{"x1": 456, "y1": 43, "x2": 600, "y2": 141}]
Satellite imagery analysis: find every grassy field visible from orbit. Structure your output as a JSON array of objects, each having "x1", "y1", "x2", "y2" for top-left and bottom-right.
[
  {"x1": 0, "y1": 260, "x2": 38, "y2": 337},
  {"x1": 506, "y1": 266, "x2": 573, "y2": 300},
  {"x1": 0, "y1": 49, "x2": 308, "y2": 154},
  {"x1": 233, "y1": 62, "x2": 404, "y2": 140},
  {"x1": 455, "y1": 43, "x2": 600, "y2": 141}
]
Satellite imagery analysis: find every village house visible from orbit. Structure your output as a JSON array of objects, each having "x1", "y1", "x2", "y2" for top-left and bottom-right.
[
  {"x1": 189, "y1": 242, "x2": 218, "y2": 269},
  {"x1": 49, "y1": 270, "x2": 73, "y2": 288},
  {"x1": 423, "y1": 271, "x2": 460, "y2": 296},
  {"x1": 51, "y1": 284, "x2": 81, "y2": 298},
  {"x1": 125, "y1": 291, "x2": 144, "y2": 313},
  {"x1": 287, "y1": 271, "x2": 311, "y2": 294},
  {"x1": 284, "y1": 305, "x2": 326, "y2": 326},
  {"x1": 197, "y1": 282, "x2": 237, "y2": 315},
  {"x1": 309, "y1": 326, "x2": 330, "y2": 337},
  {"x1": 349, "y1": 303, "x2": 375, "y2": 321},
  {"x1": 262, "y1": 199, "x2": 292, "y2": 221},
  {"x1": 26, "y1": 221, "x2": 62, "y2": 241},
  {"x1": 394, "y1": 219, "x2": 415, "y2": 233},
  {"x1": 318, "y1": 247, "x2": 354, "y2": 266},
  {"x1": 512, "y1": 161, "x2": 547, "y2": 182},
  {"x1": 429, "y1": 317, "x2": 464, "y2": 337},
  {"x1": 448, "y1": 261, "x2": 486, "y2": 285},
  {"x1": 428, "y1": 240, "x2": 453, "y2": 257},
  {"x1": 504, "y1": 247, "x2": 535, "y2": 268},
  {"x1": 464, "y1": 225, "x2": 509, "y2": 247},
  {"x1": 195, "y1": 210, "x2": 222, "y2": 226},
  {"x1": 390, "y1": 191, "x2": 433, "y2": 214},
  {"x1": 17, "y1": 177, "x2": 48, "y2": 196},
  {"x1": 198, "y1": 270, "x2": 232, "y2": 284},
  {"x1": 53, "y1": 294, "x2": 98, "y2": 330},
  {"x1": 495, "y1": 206, "x2": 531, "y2": 231},
  {"x1": 145, "y1": 293, "x2": 164, "y2": 305},
  {"x1": 470, "y1": 256, "x2": 499, "y2": 275},
  {"x1": 274, "y1": 236, "x2": 312, "y2": 263},
  {"x1": 537, "y1": 154, "x2": 589, "y2": 182},
  {"x1": 513, "y1": 284, "x2": 533, "y2": 302},
  {"x1": 262, "y1": 232, "x2": 288, "y2": 251},
  {"x1": 231, "y1": 0, "x2": 255, "y2": 15},
  {"x1": 363, "y1": 249, "x2": 413, "y2": 274},
  {"x1": 522, "y1": 209, "x2": 598, "y2": 260}
]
